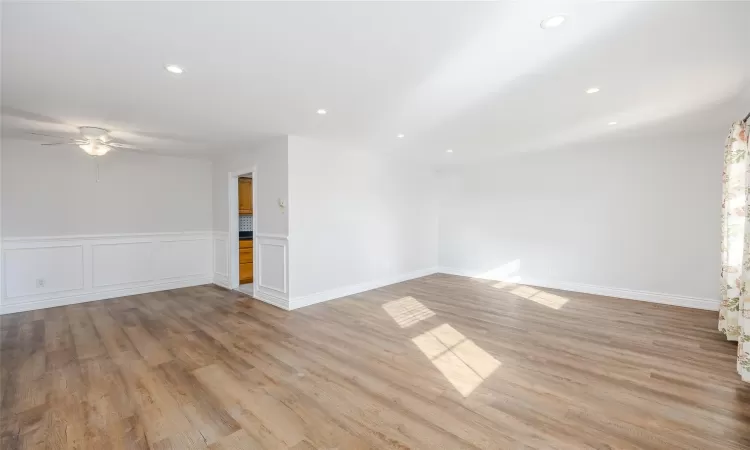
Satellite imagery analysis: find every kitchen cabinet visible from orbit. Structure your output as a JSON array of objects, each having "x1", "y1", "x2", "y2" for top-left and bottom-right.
[
  {"x1": 238, "y1": 178, "x2": 253, "y2": 214},
  {"x1": 239, "y1": 239, "x2": 253, "y2": 283},
  {"x1": 239, "y1": 262, "x2": 253, "y2": 284}
]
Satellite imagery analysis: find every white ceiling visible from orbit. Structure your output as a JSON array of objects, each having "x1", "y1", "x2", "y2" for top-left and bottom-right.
[{"x1": 3, "y1": 1, "x2": 749, "y2": 162}]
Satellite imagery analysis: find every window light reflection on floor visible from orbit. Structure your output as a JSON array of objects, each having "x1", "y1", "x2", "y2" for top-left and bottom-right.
[
  {"x1": 491, "y1": 276, "x2": 522, "y2": 290},
  {"x1": 412, "y1": 324, "x2": 500, "y2": 397},
  {"x1": 382, "y1": 296, "x2": 435, "y2": 328},
  {"x1": 509, "y1": 286, "x2": 569, "y2": 309}
]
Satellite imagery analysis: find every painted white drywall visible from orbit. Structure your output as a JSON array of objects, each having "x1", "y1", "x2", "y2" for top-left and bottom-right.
[
  {"x1": 2, "y1": 138, "x2": 213, "y2": 236},
  {"x1": 1, "y1": 138, "x2": 214, "y2": 313},
  {"x1": 438, "y1": 133, "x2": 722, "y2": 302},
  {"x1": 210, "y1": 136, "x2": 290, "y2": 304},
  {"x1": 212, "y1": 136, "x2": 289, "y2": 235},
  {"x1": 287, "y1": 136, "x2": 439, "y2": 305}
]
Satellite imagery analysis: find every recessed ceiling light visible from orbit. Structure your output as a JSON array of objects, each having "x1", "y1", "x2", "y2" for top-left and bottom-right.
[
  {"x1": 397, "y1": 134, "x2": 405, "y2": 138},
  {"x1": 165, "y1": 64, "x2": 184, "y2": 74},
  {"x1": 586, "y1": 87, "x2": 600, "y2": 94},
  {"x1": 446, "y1": 149, "x2": 453, "y2": 153},
  {"x1": 540, "y1": 15, "x2": 566, "y2": 29},
  {"x1": 608, "y1": 121, "x2": 617, "y2": 125},
  {"x1": 317, "y1": 109, "x2": 327, "y2": 115}
]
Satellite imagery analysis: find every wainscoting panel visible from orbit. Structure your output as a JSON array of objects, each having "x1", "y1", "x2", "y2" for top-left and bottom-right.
[
  {"x1": 258, "y1": 240, "x2": 287, "y2": 294},
  {"x1": 92, "y1": 241, "x2": 154, "y2": 288},
  {"x1": 4, "y1": 245, "x2": 85, "y2": 300},
  {"x1": 156, "y1": 239, "x2": 212, "y2": 281},
  {"x1": 213, "y1": 231, "x2": 229, "y2": 288},
  {"x1": 211, "y1": 231, "x2": 289, "y2": 308},
  {"x1": 255, "y1": 234, "x2": 289, "y2": 309},
  {"x1": 1, "y1": 232, "x2": 213, "y2": 314}
]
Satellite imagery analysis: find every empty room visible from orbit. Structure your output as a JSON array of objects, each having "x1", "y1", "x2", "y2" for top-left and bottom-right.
[{"x1": 1, "y1": 1, "x2": 750, "y2": 449}]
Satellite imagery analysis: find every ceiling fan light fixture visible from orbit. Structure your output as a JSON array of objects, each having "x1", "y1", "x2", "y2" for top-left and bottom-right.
[
  {"x1": 80, "y1": 142, "x2": 111, "y2": 156},
  {"x1": 79, "y1": 126, "x2": 109, "y2": 140}
]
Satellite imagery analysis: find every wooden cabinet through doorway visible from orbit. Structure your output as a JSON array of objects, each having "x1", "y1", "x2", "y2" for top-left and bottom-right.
[
  {"x1": 239, "y1": 239, "x2": 253, "y2": 283},
  {"x1": 238, "y1": 178, "x2": 253, "y2": 214}
]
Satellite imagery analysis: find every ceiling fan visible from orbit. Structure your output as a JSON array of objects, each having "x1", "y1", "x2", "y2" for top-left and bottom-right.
[{"x1": 31, "y1": 126, "x2": 144, "y2": 156}]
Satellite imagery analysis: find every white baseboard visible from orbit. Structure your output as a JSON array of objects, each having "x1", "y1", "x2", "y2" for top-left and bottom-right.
[
  {"x1": 289, "y1": 267, "x2": 439, "y2": 310},
  {"x1": 0, "y1": 276, "x2": 213, "y2": 315},
  {"x1": 438, "y1": 267, "x2": 719, "y2": 311},
  {"x1": 254, "y1": 290, "x2": 290, "y2": 310},
  {"x1": 213, "y1": 273, "x2": 230, "y2": 289},
  {"x1": 2, "y1": 231, "x2": 214, "y2": 315}
]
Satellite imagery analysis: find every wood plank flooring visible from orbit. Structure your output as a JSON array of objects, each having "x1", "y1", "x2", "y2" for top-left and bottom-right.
[{"x1": 1, "y1": 274, "x2": 748, "y2": 449}]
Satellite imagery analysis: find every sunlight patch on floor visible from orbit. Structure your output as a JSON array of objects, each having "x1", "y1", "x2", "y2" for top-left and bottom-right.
[
  {"x1": 412, "y1": 324, "x2": 500, "y2": 397},
  {"x1": 473, "y1": 260, "x2": 521, "y2": 281},
  {"x1": 510, "y1": 286, "x2": 569, "y2": 309},
  {"x1": 492, "y1": 276, "x2": 522, "y2": 290},
  {"x1": 382, "y1": 296, "x2": 435, "y2": 328}
]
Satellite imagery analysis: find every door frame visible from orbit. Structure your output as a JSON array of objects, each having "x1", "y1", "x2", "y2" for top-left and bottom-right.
[{"x1": 228, "y1": 166, "x2": 257, "y2": 296}]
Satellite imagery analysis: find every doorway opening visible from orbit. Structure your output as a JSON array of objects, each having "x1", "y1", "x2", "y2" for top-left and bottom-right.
[
  {"x1": 228, "y1": 165, "x2": 257, "y2": 296},
  {"x1": 236, "y1": 174, "x2": 254, "y2": 295}
]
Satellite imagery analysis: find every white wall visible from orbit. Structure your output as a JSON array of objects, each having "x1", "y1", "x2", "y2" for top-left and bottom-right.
[
  {"x1": 212, "y1": 137, "x2": 289, "y2": 235},
  {"x1": 439, "y1": 133, "x2": 722, "y2": 309},
  {"x1": 287, "y1": 136, "x2": 439, "y2": 307},
  {"x1": 3, "y1": 139, "x2": 213, "y2": 236},
  {"x1": 211, "y1": 137, "x2": 290, "y2": 306},
  {"x1": 1, "y1": 138, "x2": 214, "y2": 313}
]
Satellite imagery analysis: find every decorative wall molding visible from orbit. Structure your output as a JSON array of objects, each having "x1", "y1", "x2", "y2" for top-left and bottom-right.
[
  {"x1": 254, "y1": 290, "x2": 290, "y2": 310},
  {"x1": 290, "y1": 267, "x2": 439, "y2": 310},
  {"x1": 213, "y1": 274, "x2": 230, "y2": 290},
  {"x1": 1, "y1": 232, "x2": 213, "y2": 314},
  {"x1": 213, "y1": 231, "x2": 229, "y2": 283},
  {"x1": 1, "y1": 277, "x2": 212, "y2": 315},
  {"x1": 253, "y1": 232, "x2": 288, "y2": 239},
  {"x1": 211, "y1": 231, "x2": 290, "y2": 310},
  {"x1": 438, "y1": 267, "x2": 720, "y2": 311},
  {"x1": 255, "y1": 235, "x2": 289, "y2": 306},
  {"x1": 2, "y1": 231, "x2": 212, "y2": 242}
]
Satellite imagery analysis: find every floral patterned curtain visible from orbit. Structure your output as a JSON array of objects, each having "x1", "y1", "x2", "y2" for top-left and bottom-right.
[{"x1": 720, "y1": 120, "x2": 750, "y2": 382}]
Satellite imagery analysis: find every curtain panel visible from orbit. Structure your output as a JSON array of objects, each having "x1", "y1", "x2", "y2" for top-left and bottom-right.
[{"x1": 720, "y1": 120, "x2": 750, "y2": 382}]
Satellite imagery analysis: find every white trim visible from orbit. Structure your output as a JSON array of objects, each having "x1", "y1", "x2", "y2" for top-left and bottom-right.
[
  {"x1": 257, "y1": 239, "x2": 288, "y2": 295},
  {"x1": 253, "y1": 232, "x2": 288, "y2": 239},
  {"x1": 213, "y1": 274, "x2": 230, "y2": 289},
  {"x1": 1, "y1": 276, "x2": 212, "y2": 315},
  {"x1": 3, "y1": 244, "x2": 85, "y2": 298},
  {"x1": 213, "y1": 231, "x2": 229, "y2": 280},
  {"x1": 2, "y1": 231, "x2": 212, "y2": 313},
  {"x1": 290, "y1": 267, "x2": 439, "y2": 310},
  {"x1": 253, "y1": 290, "x2": 290, "y2": 310},
  {"x1": 438, "y1": 267, "x2": 719, "y2": 311},
  {"x1": 3, "y1": 231, "x2": 212, "y2": 243},
  {"x1": 228, "y1": 166, "x2": 257, "y2": 294}
]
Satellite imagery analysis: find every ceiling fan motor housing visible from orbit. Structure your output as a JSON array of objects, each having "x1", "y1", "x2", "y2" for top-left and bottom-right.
[{"x1": 79, "y1": 126, "x2": 110, "y2": 142}]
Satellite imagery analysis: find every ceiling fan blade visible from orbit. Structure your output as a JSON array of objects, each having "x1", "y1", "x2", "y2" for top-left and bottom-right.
[
  {"x1": 41, "y1": 142, "x2": 76, "y2": 146},
  {"x1": 29, "y1": 132, "x2": 72, "y2": 139},
  {"x1": 111, "y1": 146, "x2": 177, "y2": 157},
  {"x1": 114, "y1": 147, "x2": 153, "y2": 154},
  {"x1": 108, "y1": 142, "x2": 139, "y2": 149}
]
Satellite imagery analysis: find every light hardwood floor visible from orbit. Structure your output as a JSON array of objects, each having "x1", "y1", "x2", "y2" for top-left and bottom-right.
[{"x1": 1, "y1": 274, "x2": 747, "y2": 449}]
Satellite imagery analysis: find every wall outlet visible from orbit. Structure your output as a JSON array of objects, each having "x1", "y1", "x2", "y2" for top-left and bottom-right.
[{"x1": 36, "y1": 278, "x2": 45, "y2": 288}]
